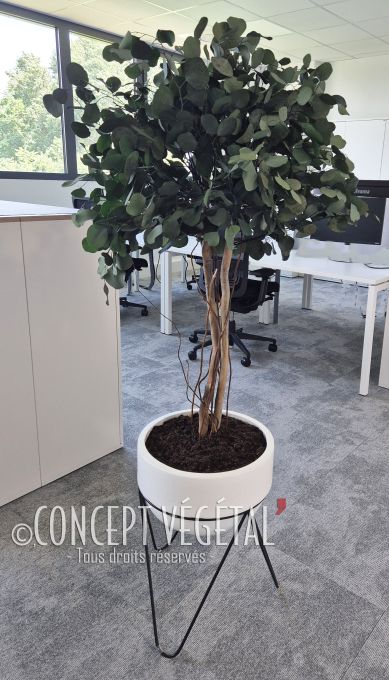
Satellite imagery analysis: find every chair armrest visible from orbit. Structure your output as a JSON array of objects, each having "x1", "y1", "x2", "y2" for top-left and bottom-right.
[{"x1": 249, "y1": 267, "x2": 277, "y2": 279}]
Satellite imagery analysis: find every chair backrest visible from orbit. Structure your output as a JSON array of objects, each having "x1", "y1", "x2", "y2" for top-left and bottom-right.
[
  {"x1": 198, "y1": 252, "x2": 249, "y2": 300},
  {"x1": 72, "y1": 197, "x2": 93, "y2": 209}
]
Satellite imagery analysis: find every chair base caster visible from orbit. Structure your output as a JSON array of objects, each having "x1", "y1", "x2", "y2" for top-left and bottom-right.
[
  {"x1": 268, "y1": 343, "x2": 277, "y2": 352},
  {"x1": 189, "y1": 334, "x2": 198, "y2": 343},
  {"x1": 188, "y1": 350, "x2": 197, "y2": 361},
  {"x1": 241, "y1": 356, "x2": 251, "y2": 367},
  {"x1": 141, "y1": 308, "x2": 148, "y2": 316}
]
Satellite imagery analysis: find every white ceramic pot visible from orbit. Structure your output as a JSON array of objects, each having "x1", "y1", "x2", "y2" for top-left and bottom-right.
[{"x1": 137, "y1": 409, "x2": 274, "y2": 534}]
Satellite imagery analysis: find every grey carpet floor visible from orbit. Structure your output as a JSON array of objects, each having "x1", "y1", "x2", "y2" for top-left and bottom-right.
[{"x1": 1, "y1": 276, "x2": 389, "y2": 680}]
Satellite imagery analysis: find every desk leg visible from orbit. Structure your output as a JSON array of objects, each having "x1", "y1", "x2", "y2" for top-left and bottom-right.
[
  {"x1": 302, "y1": 274, "x2": 313, "y2": 309},
  {"x1": 360, "y1": 285, "x2": 378, "y2": 396},
  {"x1": 273, "y1": 270, "x2": 280, "y2": 324},
  {"x1": 180, "y1": 256, "x2": 186, "y2": 283},
  {"x1": 160, "y1": 252, "x2": 173, "y2": 335},
  {"x1": 379, "y1": 294, "x2": 389, "y2": 390},
  {"x1": 258, "y1": 300, "x2": 272, "y2": 325},
  {"x1": 133, "y1": 249, "x2": 140, "y2": 292}
]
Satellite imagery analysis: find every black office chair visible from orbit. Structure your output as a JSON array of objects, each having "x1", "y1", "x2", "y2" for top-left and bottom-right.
[
  {"x1": 72, "y1": 197, "x2": 151, "y2": 314},
  {"x1": 184, "y1": 256, "x2": 202, "y2": 290},
  {"x1": 120, "y1": 259, "x2": 149, "y2": 316},
  {"x1": 188, "y1": 253, "x2": 279, "y2": 367}
]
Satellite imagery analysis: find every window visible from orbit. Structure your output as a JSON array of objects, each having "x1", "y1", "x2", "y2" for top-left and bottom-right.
[
  {"x1": 0, "y1": 6, "x2": 121, "y2": 179},
  {"x1": 70, "y1": 32, "x2": 125, "y2": 172},
  {"x1": 0, "y1": 13, "x2": 63, "y2": 173}
]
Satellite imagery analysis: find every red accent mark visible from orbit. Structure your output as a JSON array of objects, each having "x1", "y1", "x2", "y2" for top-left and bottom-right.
[{"x1": 276, "y1": 498, "x2": 286, "y2": 515}]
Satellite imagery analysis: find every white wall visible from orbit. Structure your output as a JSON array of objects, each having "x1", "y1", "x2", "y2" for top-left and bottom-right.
[
  {"x1": 329, "y1": 55, "x2": 389, "y2": 121},
  {"x1": 326, "y1": 55, "x2": 389, "y2": 181},
  {"x1": 0, "y1": 179, "x2": 73, "y2": 207}
]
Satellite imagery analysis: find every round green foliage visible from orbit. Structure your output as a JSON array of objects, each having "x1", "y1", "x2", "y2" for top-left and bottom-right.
[{"x1": 44, "y1": 16, "x2": 365, "y2": 288}]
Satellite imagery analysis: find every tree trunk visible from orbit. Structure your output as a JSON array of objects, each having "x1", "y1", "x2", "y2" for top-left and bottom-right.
[
  {"x1": 198, "y1": 241, "x2": 221, "y2": 437},
  {"x1": 197, "y1": 242, "x2": 232, "y2": 437},
  {"x1": 213, "y1": 246, "x2": 232, "y2": 431}
]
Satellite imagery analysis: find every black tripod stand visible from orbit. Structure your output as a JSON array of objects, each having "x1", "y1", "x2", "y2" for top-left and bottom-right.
[{"x1": 139, "y1": 490, "x2": 279, "y2": 659}]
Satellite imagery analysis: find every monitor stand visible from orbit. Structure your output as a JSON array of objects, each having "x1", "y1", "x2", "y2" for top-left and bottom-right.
[
  {"x1": 365, "y1": 263, "x2": 389, "y2": 269},
  {"x1": 329, "y1": 255, "x2": 352, "y2": 263},
  {"x1": 328, "y1": 243, "x2": 352, "y2": 263}
]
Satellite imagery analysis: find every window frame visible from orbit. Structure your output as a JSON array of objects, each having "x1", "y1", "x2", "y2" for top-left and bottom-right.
[{"x1": 0, "y1": 1, "x2": 122, "y2": 180}]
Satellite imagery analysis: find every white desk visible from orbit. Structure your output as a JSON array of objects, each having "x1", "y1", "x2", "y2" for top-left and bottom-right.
[{"x1": 159, "y1": 241, "x2": 389, "y2": 396}]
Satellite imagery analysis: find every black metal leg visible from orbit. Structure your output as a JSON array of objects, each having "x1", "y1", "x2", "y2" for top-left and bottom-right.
[
  {"x1": 255, "y1": 518, "x2": 279, "y2": 589},
  {"x1": 231, "y1": 333, "x2": 251, "y2": 361},
  {"x1": 139, "y1": 491, "x2": 179, "y2": 551},
  {"x1": 141, "y1": 504, "x2": 249, "y2": 659},
  {"x1": 240, "y1": 331, "x2": 277, "y2": 344},
  {"x1": 140, "y1": 252, "x2": 156, "y2": 291},
  {"x1": 146, "y1": 509, "x2": 179, "y2": 552}
]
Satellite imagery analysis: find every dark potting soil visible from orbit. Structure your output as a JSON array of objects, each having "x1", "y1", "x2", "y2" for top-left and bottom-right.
[{"x1": 146, "y1": 413, "x2": 267, "y2": 473}]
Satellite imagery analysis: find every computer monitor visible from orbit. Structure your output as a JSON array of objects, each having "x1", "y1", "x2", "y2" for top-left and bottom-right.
[{"x1": 310, "y1": 181, "x2": 389, "y2": 248}]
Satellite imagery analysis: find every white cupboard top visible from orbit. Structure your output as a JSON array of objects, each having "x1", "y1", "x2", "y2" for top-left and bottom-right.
[{"x1": 0, "y1": 200, "x2": 76, "y2": 220}]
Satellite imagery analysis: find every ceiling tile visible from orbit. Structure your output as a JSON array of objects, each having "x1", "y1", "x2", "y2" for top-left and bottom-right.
[
  {"x1": 306, "y1": 24, "x2": 372, "y2": 43},
  {"x1": 181, "y1": 1, "x2": 258, "y2": 23},
  {"x1": 56, "y1": 4, "x2": 126, "y2": 31},
  {"x1": 229, "y1": 0, "x2": 314, "y2": 18},
  {"x1": 326, "y1": 0, "x2": 389, "y2": 23},
  {"x1": 136, "y1": 11, "x2": 194, "y2": 36},
  {"x1": 310, "y1": 0, "x2": 345, "y2": 4},
  {"x1": 144, "y1": 0, "x2": 208, "y2": 10},
  {"x1": 8, "y1": 0, "x2": 78, "y2": 10},
  {"x1": 245, "y1": 18, "x2": 291, "y2": 37},
  {"x1": 308, "y1": 44, "x2": 350, "y2": 60},
  {"x1": 83, "y1": 0, "x2": 172, "y2": 20},
  {"x1": 332, "y1": 36, "x2": 389, "y2": 56},
  {"x1": 357, "y1": 17, "x2": 389, "y2": 37},
  {"x1": 271, "y1": 33, "x2": 320, "y2": 50},
  {"x1": 270, "y1": 33, "x2": 320, "y2": 58},
  {"x1": 270, "y1": 7, "x2": 344, "y2": 31}
]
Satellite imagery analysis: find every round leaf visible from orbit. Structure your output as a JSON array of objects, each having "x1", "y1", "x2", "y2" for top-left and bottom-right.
[
  {"x1": 71, "y1": 121, "x2": 90, "y2": 138},
  {"x1": 201, "y1": 113, "x2": 218, "y2": 135},
  {"x1": 66, "y1": 62, "x2": 88, "y2": 86},
  {"x1": 194, "y1": 17, "x2": 208, "y2": 39},
  {"x1": 183, "y1": 36, "x2": 200, "y2": 58},
  {"x1": 297, "y1": 86, "x2": 312, "y2": 106},
  {"x1": 126, "y1": 193, "x2": 146, "y2": 216},
  {"x1": 43, "y1": 94, "x2": 62, "y2": 118},
  {"x1": 52, "y1": 88, "x2": 67, "y2": 104},
  {"x1": 151, "y1": 86, "x2": 174, "y2": 117},
  {"x1": 156, "y1": 29, "x2": 175, "y2": 46},
  {"x1": 211, "y1": 57, "x2": 233, "y2": 78},
  {"x1": 315, "y1": 62, "x2": 333, "y2": 81},
  {"x1": 177, "y1": 132, "x2": 197, "y2": 152},
  {"x1": 106, "y1": 76, "x2": 121, "y2": 92}
]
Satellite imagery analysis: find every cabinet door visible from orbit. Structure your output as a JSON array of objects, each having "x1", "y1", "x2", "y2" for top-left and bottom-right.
[
  {"x1": 0, "y1": 221, "x2": 40, "y2": 506},
  {"x1": 21, "y1": 218, "x2": 122, "y2": 485}
]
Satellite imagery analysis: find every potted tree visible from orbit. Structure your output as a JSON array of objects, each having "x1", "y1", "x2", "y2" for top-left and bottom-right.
[{"x1": 44, "y1": 12, "x2": 365, "y2": 573}]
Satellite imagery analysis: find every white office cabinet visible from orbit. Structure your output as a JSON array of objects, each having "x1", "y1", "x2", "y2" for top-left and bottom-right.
[
  {"x1": 342, "y1": 119, "x2": 385, "y2": 180},
  {"x1": 0, "y1": 204, "x2": 122, "y2": 506},
  {"x1": 0, "y1": 221, "x2": 41, "y2": 505},
  {"x1": 21, "y1": 218, "x2": 122, "y2": 485}
]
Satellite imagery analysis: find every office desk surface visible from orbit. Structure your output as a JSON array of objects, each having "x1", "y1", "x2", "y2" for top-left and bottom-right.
[
  {"x1": 0, "y1": 200, "x2": 75, "y2": 222},
  {"x1": 254, "y1": 250, "x2": 389, "y2": 286},
  {"x1": 163, "y1": 236, "x2": 389, "y2": 286}
]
